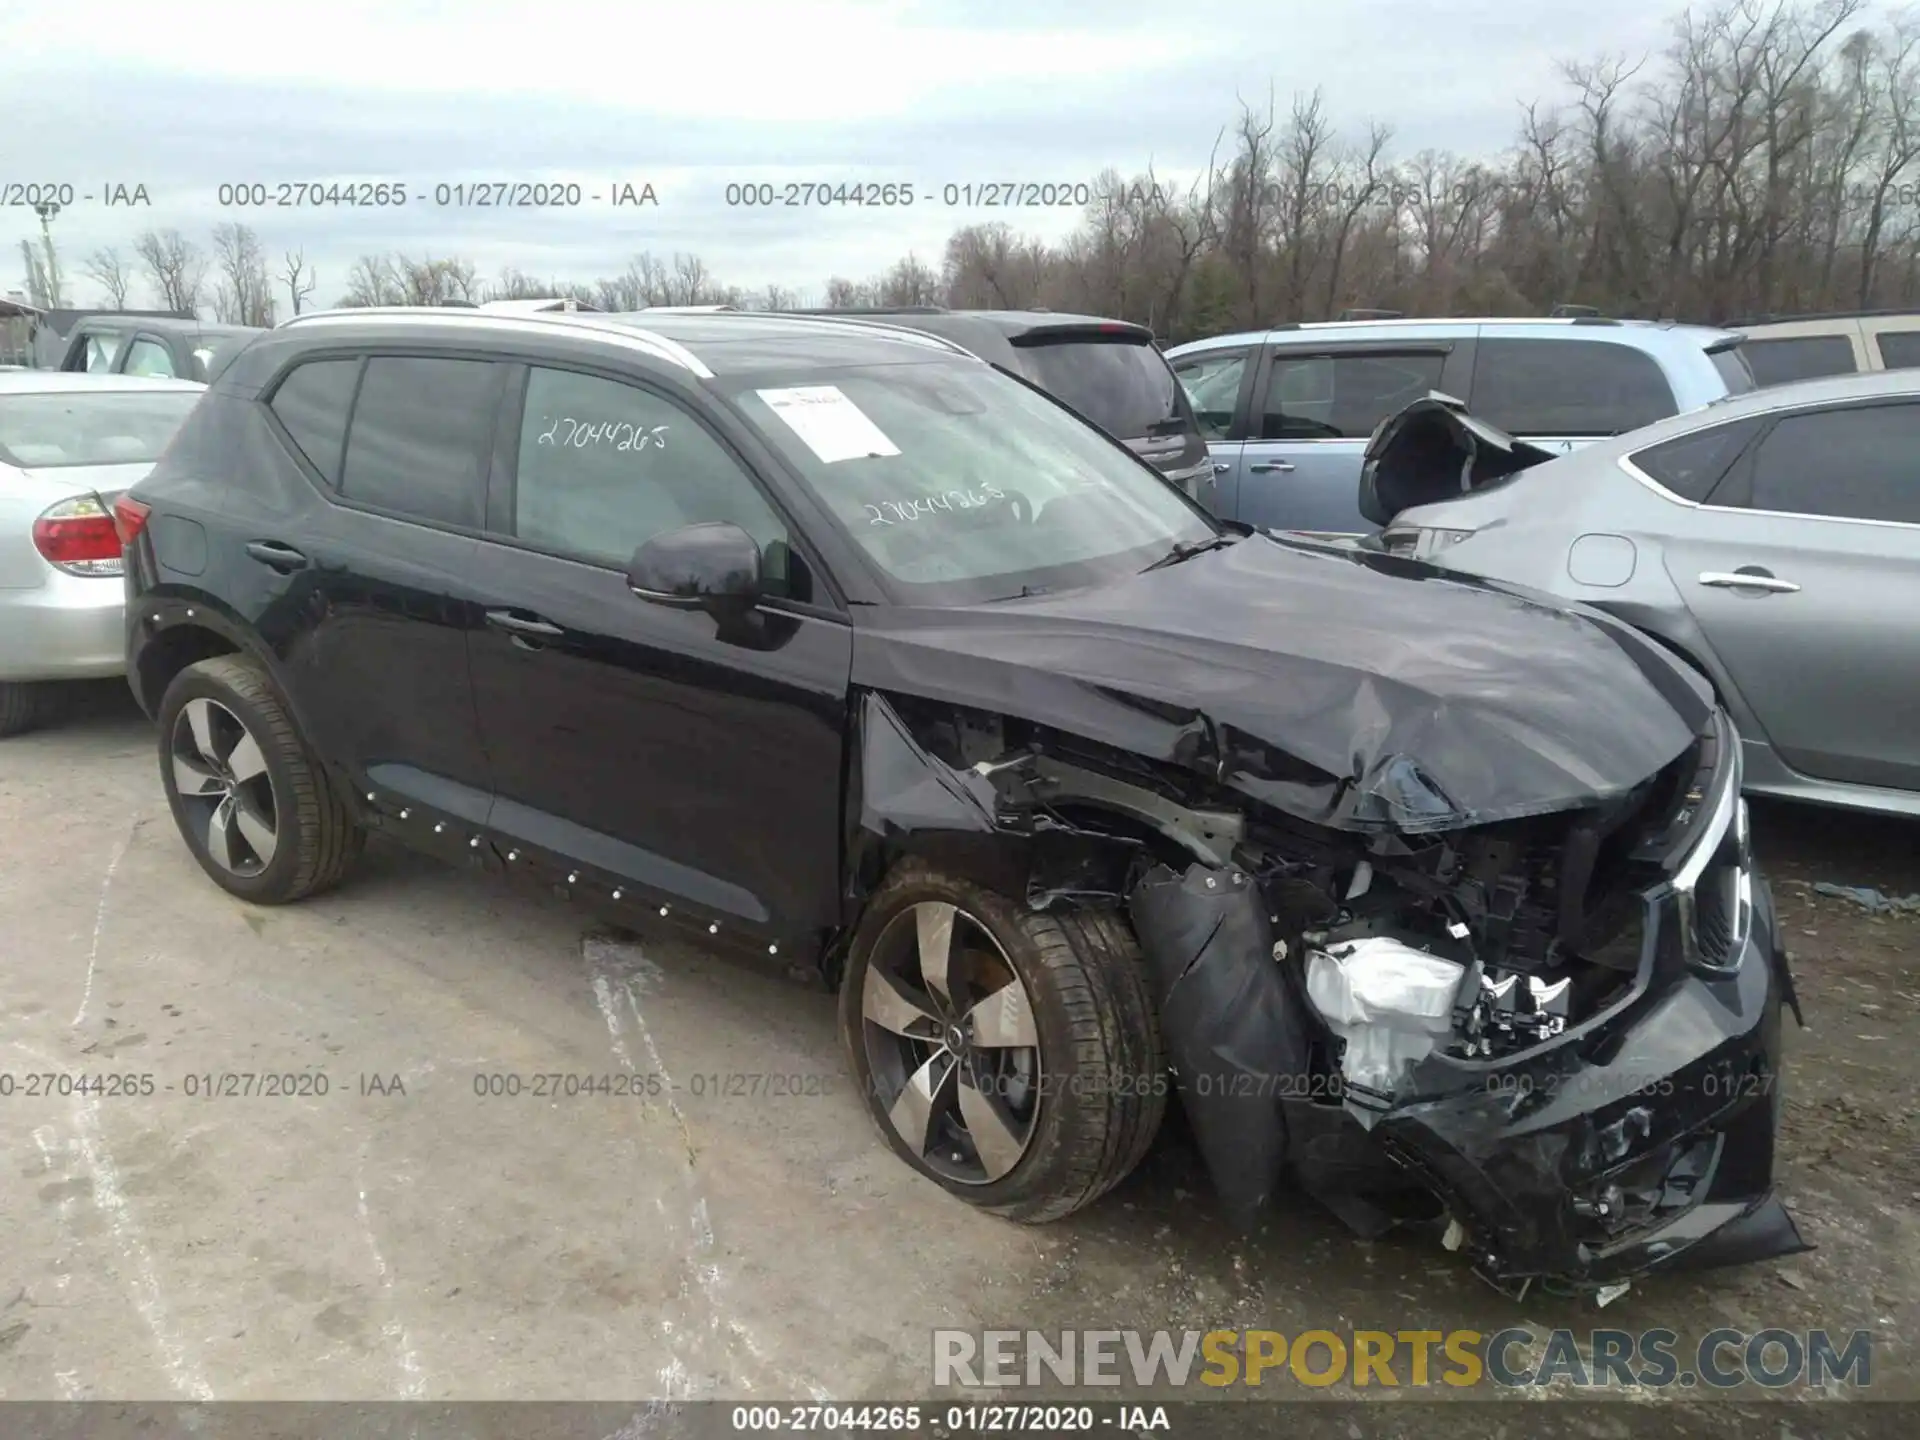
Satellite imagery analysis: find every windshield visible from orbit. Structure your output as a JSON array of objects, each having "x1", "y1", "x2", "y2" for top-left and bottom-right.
[
  {"x1": 726, "y1": 361, "x2": 1215, "y2": 604},
  {"x1": 1013, "y1": 334, "x2": 1189, "y2": 440},
  {"x1": 0, "y1": 389, "x2": 201, "y2": 469}
]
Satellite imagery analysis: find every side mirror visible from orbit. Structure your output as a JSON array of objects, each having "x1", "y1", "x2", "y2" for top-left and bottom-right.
[{"x1": 628, "y1": 521, "x2": 762, "y2": 618}]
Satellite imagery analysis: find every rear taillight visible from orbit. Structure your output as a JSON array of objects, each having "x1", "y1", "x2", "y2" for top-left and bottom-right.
[
  {"x1": 112, "y1": 493, "x2": 152, "y2": 546},
  {"x1": 33, "y1": 495, "x2": 125, "y2": 577}
]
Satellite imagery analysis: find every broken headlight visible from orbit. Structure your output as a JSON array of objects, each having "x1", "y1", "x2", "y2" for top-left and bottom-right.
[{"x1": 1671, "y1": 714, "x2": 1752, "y2": 975}]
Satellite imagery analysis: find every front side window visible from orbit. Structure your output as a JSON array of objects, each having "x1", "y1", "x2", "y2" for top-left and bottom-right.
[
  {"x1": 339, "y1": 356, "x2": 495, "y2": 528},
  {"x1": 123, "y1": 338, "x2": 177, "y2": 378},
  {"x1": 510, "y1": 366, "x2": 792, "y2": 583},
  {"x1": 1171, "y1": 349, "x2": 1249, "y2": 439},
  {"x1": 1258, "y1": 352, "x2": 1447, "y2": 440},
  {"x1": 0, "y1": 389, "x2": 201, "y2": 468},
  {"x1": 726, "y1": 360, "x2": 1213, "y2": 604},
  {"x1": 1469, "y1": 338, "x2": 1677, "y2": 436}
]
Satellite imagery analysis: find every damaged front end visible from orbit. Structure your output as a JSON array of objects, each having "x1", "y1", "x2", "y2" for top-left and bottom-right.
[{"x1": 849, "y1": 680, "x2": 1809, "y2": 1301}]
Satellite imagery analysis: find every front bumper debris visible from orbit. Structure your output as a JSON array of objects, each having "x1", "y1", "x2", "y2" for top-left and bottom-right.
[{"x1": 1125, "y1": 858, "x2": 1808, "y2": 1296}]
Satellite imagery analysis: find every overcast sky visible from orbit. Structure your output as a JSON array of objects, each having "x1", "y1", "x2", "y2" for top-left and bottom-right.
[{"x1": 7, "y1": 0, "x2": 1698, "y2": 311}]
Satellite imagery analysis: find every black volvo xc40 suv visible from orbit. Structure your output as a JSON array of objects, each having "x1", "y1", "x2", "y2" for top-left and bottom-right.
[{"x1": 117, "y1": 306, "x2": 1806, "y2": 1298}]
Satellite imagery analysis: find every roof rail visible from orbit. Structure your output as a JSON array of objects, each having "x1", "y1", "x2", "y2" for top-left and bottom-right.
[
  {"x1": 788, "y1": 305, "x2": 950, "y2": 315},
  {"x1": 1549, "y1": 303, "x2": 1603, "y2": 318},
  {"x1": 1335, "y1": 308, "x2": 1404, "y2": 321},
  {"x1": 276, "y1": 306, "x2": 713, "y2": 377},
  {"x1": 1733, "y1": 306, "x2": 1920, "y2": 325},
  {"x1": 765, "y1": 311, "x2": 978, "y2": 360}
]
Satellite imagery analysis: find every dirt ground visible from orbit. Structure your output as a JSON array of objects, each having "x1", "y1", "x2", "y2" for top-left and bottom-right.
[{"x1": 0, "y1": 686, "x2": 1915, "y2": 1440}]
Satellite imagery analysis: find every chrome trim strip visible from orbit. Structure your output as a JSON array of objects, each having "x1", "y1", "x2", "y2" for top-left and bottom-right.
[{"x1": 277, "y1": 308, "x2": 715, "y2": 378}]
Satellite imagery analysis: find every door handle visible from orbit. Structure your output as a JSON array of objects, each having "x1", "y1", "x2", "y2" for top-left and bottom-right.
[
  {"x1": 245, "y1": 540, "x2": 308, "y2": 573},
  {"x1": 1698, "y1": 571, "x2": 1800, "y2": 594},
  {"x1": 1248, "y1": 461, "x2": 1295, "y2": 474},
  {"x1": 484, "y1": 609, "x2": 564, "y2": 638},
  {"x1": 1212, "y1": 461, "x2": 1231, "y2": 475}
]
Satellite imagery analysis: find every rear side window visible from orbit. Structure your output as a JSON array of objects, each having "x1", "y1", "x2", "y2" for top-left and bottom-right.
[
  {"x1": 1709, "y1": 345, "x2": 1757, "y2": 395},
  {"x1": 1630, "y1": 417, "x2": 1762, "y2": 502},
  {"x1": 1740, "y1": 403, "x2": 1920, "y2": 524},
  {"x1": 1259, "y1": 352, "x2": 1446, "y2": 440},
  {"x1": 1873, "y1": 329, "x2": 1920, "y2": 370},
  {"x1": 339, "y1": 357, "x2": 495, "y2": 528},
  {"x1": 1013, "y1": 335, "x2": 1188, "y2": 441},
  {"x1": 269, "y1": 358, "x2": 361, "y2": 484},
  {"x1": 1742, "y1": 334, "x2": 1856, "y2": 386},
  {"x1": 1469, "y1": 338, "x2": 1676, "y2": 436}
]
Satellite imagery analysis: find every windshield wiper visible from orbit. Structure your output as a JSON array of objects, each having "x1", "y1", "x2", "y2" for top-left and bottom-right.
[{"x1": 1140, "y1": 535, "x2": 1234, "y2": 573}]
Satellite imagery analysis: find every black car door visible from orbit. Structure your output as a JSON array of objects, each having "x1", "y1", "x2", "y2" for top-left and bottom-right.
[
  {"x1": 256, "y1": 351, "x2": 498, "y2": 825},
  {"x1": 464, "y1": 357, "x2": 854, "y2": 948}
]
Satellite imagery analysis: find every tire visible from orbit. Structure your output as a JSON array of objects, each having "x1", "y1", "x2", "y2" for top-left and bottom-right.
[
  {"x1": 156, "y1": 655, "x2": 365, "y2": 904},
  {"x1": 840, "y1": 858, "x2": 1167, "y2": 1222},
  {"x1": 0, "y1": 681, "x2": 43, "y2": 738}
]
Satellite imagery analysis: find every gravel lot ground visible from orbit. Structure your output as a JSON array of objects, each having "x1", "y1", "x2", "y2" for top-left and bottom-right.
[{"x1": 1, "y1": 683, "x2": 1914, "y2": 1437}]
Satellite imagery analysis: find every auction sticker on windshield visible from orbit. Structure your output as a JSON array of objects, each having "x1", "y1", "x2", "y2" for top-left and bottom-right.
[{"x1": 757, "y1": 385, "x2": 901, "y2": 463}]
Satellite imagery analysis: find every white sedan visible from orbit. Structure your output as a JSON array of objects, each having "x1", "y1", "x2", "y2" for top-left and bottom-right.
[{"x1": 0, "y1": 371, "x2": 205, "y2": 736}]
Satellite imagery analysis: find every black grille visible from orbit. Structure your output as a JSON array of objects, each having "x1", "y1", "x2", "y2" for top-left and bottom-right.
[{"x1": 1694, "y1": 863, "x2": 1738, "y2": 967}]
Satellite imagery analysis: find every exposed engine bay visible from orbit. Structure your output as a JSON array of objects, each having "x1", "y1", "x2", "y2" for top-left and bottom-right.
[{"x1": 853, "y1": 685, "x2": 1807, "y2": 1301}]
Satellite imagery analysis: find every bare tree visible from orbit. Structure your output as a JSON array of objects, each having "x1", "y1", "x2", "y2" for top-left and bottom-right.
[
  {"x1": 132, "y1": 228, "x2": 206, "y2": 315},
  {"x1": 211, "y1": 223, "x2": 275, "y2": 326},
  {"x1": 282, "y1": 249, "x2": 317, "y2": 315},
  {"x1": 82, "y1": 247, "x2": 135, "y2": 308}
]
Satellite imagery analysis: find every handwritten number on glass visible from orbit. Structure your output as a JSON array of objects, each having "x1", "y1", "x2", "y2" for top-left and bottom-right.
[
  {"x1": 862, "y1": 484, "x2": 1006, "y2": 526},
  {"x1": 535, "y1": 416, "x2": 671, "y2": 452}
]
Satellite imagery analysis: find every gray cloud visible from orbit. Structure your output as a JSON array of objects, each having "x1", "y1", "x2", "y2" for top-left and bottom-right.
[{"x1": 8, "y1": 0, "x2": 1693, "y2": 306}]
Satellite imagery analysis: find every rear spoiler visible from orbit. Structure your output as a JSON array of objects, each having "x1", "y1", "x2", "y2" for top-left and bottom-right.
[{"x1": 1358, "y1": 393, "x2": 1559, "y2": 527}]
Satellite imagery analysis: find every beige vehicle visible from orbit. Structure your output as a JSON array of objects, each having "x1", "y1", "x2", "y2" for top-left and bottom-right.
[{"x1": 1737, "y1": 308, "x2": 1920, "y2": 385}]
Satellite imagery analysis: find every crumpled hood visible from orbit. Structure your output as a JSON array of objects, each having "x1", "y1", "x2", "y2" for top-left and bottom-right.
[{"x1": 850, "y1": 533, "x2": 1715, "y2": 832}]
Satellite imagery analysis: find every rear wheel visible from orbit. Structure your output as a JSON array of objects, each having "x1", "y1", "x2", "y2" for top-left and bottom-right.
[
  {"x1": 156, "y1": 655, "x2": 364, "y2": 904},
  {"x1": 0, "y1": 681, "x2": 44, "y2": 738},
  {"x1": 840, "y1": 860, "x2": 1166, "y2": 1222}
]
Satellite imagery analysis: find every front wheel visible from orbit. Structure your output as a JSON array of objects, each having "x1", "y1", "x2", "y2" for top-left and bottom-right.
[
  {"x1": 839, "y1": 860, "x2": 1166, "y2": 1222},
  {"x1": 156, "y1": 655, "x2": 365, "y2": 904}
]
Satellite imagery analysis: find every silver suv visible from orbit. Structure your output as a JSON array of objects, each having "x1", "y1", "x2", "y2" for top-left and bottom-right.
[{"x1": 1168, "y1": 316, "x2": 1756, "y2": 533}]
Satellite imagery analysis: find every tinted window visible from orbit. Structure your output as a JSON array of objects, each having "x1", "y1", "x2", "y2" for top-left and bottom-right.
[
  {"x1": 1631, "y1": 417, "x2": 1762, "y2": 502},
  {"x1": 1014, "y1": 336, "x2": 1186, "y2": 440},
  {"x1": 269, "y1": 358, "x2": 362, "y2": 484},
  {"x1": 1709, "y1": 345, "x2": 1757, "y2": 394},
  {"x1": 1171, "y1": 350, "x2": 1248, "y2": 439},
  {"x1": 1469, "y1": 338, "x2": 1676, "y2": 436},
  {"x1": 1742, "y1": 335, "x2": 1857, "y2": 386},
  {"x1": 1742, "y1": 404, "x2": 1920, "y2": 524},
  {"x1": 1259, "y1": 352, "x2": 1446, "y2": 440},
  {"x1": 339, "y1": 357, "x2": 494, "y2": 527},
  {"x1": 123, "y1": 338, "x2": 176, "y2": 378},
  {"x1": 511, "y1": 366, "x2": 794, "y2": 587},
  {"x1": 1873, "y1": 329, "x2": 1920, "y2": 370}
]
